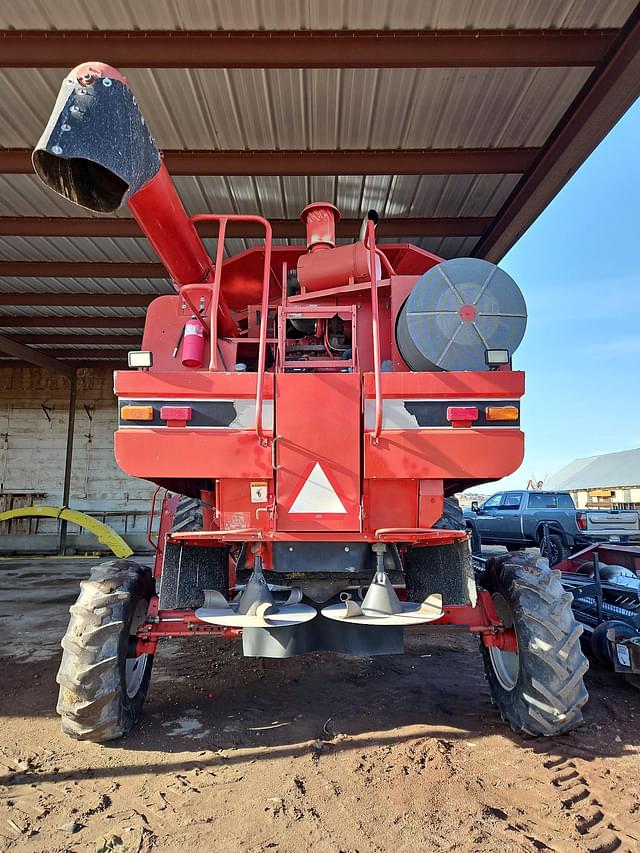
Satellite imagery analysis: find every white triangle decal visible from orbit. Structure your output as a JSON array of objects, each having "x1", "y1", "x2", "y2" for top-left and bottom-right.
[{"x1": 289, "y1": 463, "x2": 347, "y2": 514}]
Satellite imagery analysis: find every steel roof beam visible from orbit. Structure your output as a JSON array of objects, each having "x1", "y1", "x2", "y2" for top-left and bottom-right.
[
  {"x1": 0, "y1": 316, "x2": 144, "y2": 328},
  {"x1": 0, "y1": 29, "x2": 616, "y2": 69},
  {"x1": 0, "y1": 333, "x2": 75, "y2": 377},
  {"x1": 0, "y1": 216, "x2": 491, "y2": 238},
  {"x1": 473, "y1": 6, "x2": 640, "y2": 261},
  {"x1": 0, "y1": 147, "x2": 537, "y2": 176}
]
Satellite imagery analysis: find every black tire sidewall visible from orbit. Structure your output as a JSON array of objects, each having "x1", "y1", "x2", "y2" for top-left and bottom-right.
[
  {"x1": 540, "y1": 533, "x2": 568, "y2": 566},
  {"x1": 479, "y1": 561, "x2": 528, "y2": 725},
  {"x1": 117, "y1": 568, "x2": 155, "y2": 732},
  {"x1": 479, "y1": 554, "x2": 586, "y2": 735}
]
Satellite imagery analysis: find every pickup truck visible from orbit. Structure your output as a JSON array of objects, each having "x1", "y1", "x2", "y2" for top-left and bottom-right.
[{"x1": 464, "y1": 490, "x2": 640, "y2": 565}]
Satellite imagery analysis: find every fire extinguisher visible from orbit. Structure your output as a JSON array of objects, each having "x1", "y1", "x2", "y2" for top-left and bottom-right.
[{"x1": 181, "y1": 317, "x2": 205, "y2": 368}]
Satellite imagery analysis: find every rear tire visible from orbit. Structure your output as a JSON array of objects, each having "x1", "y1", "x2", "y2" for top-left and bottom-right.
[
  {"x1": 480, "y1": 553, "x2": 588, "y2": 736},
  {"x1": 540, "y1": 532, "x2": 570, "y2": 566},
  {"x1": 434, "y1": 495, "x2": 465, "y2": 531},
  {"x1": 56, "y1": 560, "x2": 154, "y2": 742},
  {"x1": 172, "y1": 496, "x2": 204, "y2": 532}
]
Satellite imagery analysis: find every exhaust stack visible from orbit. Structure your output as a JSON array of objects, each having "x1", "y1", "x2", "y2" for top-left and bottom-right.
[{"x1": 33, "y1": 62, "x2": 237, "y2": 336}]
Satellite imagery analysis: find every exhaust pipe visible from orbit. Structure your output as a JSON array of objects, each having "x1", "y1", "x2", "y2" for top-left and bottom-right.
[{"x1": 33, "y1": 62, "x2": 237, "y2": 337}]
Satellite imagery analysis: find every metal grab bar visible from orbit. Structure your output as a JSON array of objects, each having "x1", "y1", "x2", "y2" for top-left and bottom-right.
[
  {"x1": 365, "y1": 220, "x2": 383, "y2": 441},
  {"x1": 189, "y1": 214, "x2": 273, "y2": 442}
]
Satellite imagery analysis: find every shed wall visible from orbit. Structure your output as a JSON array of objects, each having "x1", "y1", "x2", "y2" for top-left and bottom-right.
[{"x1": 0, "y1": 367, "x2": 154, "y2": 544}]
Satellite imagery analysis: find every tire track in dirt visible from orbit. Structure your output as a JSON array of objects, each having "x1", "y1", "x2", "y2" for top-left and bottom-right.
[{"x1": 544, "y1": 754, "x2": 638, "y2": 852}]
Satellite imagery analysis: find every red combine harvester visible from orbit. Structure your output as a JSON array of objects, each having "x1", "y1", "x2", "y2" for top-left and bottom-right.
[{"x1": 34, "y1": 63, "x2": 588, "y2": 742}]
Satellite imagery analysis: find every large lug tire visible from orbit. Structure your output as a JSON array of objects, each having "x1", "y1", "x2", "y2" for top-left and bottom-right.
[
  {"x1": 172, "y1": 496, "x2": 204, "y2": 532},
  {"x1": 480, "y1": 553, "x2": 589, "y2": 736},
  {"x1": 56, "y1": 560, "x2": 155, "y2": 743},
  {"x1": 434, "y1": 495, "x2": 465, "y2": 531},
  {"x1": 539, "y1": 531, "x2": 570, "y2": 567}
]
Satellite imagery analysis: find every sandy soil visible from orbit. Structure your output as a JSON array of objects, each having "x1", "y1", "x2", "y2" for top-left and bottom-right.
[{"x1": 0, "y1": 558, "x2": 639, "y2": 853}]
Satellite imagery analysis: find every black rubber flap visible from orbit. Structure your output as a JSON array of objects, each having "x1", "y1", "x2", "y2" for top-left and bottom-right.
[{"x1": 32, "y1": 72, "x2": 160, "y2": 212}]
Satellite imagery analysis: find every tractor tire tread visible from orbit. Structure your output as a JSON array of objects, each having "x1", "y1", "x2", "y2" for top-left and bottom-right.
[
  {"x1": 56, "y1": 560, "x2": 154, "y2": 743},
  {"x1": 480, "y1": 553, "x2": 588, "y2": 737}
]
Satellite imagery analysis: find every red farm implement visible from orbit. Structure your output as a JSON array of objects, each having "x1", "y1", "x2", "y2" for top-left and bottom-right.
[{"x1": 35, "y1": 62, "x2": 588, "y2": 742}]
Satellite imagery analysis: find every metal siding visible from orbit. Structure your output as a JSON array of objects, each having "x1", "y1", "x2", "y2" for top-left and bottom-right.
[
  {"x1": 0, "y1": 276, "x2": 171, "y2": 295},
  {"x1": 0, "y1": 236, "x2": 159, "y2": 262},
  {"x1": 0, "y1": 305, "x2": 147, "y2": 318},
  {"x1": 0, "y1": 66, "x2": 591, "y2": 149},
  {"x1": 0, "y1": 0, "x2": 635, "y2": 30},
  {"x1": 0, "y1": 367, "x2": 154, "y2": 534},
  {"x1": 0, "y1": 1, "x2": 635, "y2": 314}
]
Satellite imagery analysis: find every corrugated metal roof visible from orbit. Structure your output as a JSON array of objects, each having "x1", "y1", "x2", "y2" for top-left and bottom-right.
[
  {"x1": 0, "y1": 326, "x2": 141, "y2": 335},
  {"x1": 0, "y1": 0, "x2": 637, "y2": 351},
  {"x1": 546, "y1": 449, "x2": 640, "y2": 490},
  {"x1": 1, "y1": 0, "x2": 634, "y2": 31},
  {"x1": 0, "y1": 66, "x2": 592, "y2": 149},
  {"x1": 0, "y1": 236, "x2": 158, "y2": 263},
  {"x1": 0, "y1": 305, "x2": 146, "y2": 319},
  {"x1": 178, "y1": 172, "x2": 521, "y2": 218},
  {"x1": 0, "y1": 276, "x2": 171, "y2": 295}
]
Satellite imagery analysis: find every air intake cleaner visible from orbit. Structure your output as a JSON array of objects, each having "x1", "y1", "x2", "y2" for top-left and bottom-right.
[{"x1": 396, "y1": 257, "x2": 527, "y2": 372}]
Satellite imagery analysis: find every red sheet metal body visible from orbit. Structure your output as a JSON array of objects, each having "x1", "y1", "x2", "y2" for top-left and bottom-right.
[
  {"x1": 113, "y1": 217, "x2": 524, "y2": 547},
  {"x1": 275, "y1": 373, "x2": 361, "y2": 532}
]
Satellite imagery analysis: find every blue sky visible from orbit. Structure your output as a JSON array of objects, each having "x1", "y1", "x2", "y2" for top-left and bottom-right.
[{"x1": 487, "y1": 96, "x2": 640, "y2": 492}]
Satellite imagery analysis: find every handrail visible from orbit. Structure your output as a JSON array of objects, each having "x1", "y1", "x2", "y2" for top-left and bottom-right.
[
  {"x1": 147, "y1": 485, "x2": 165, "y2": 552},
  {"x1": 190, "y1": 214, "x2": 273, "y2": 442},
  {"x1": 365, "y1": 220, "x2": 383, "y2": 441}
]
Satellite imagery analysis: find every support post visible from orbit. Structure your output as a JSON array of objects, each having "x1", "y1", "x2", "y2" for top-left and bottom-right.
[{"x1": 59, "y1": 371, "x2": 78, "y2": 555}]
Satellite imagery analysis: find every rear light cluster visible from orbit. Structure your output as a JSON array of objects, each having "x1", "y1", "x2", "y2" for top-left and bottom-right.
[
  {"x1": 576, "y1": 512, "x2": 587, "y2": 531},
  {"x1": 446, "y1": 406, "x2": 478, "y2": 423},
  {"x1": 446, "y1": 405, "x2": 519, "y2": 427},
  {"x1": 121, "y1": 405, "x2": 193, "y2": 426},
  {"x1": 120, "y1": 405, "x2": 153, "y2": 421},
  {"x1": 485, "y1": 406, "x2": 519, "y2": 421}
]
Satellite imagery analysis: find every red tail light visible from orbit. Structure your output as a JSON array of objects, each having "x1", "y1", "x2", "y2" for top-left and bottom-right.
[
  {"x1": 576, "y1": 512, "x2": 587, "y2": 531},
  {"x1": 446, "y1": 406, "x2": 478, "y2": 428}
]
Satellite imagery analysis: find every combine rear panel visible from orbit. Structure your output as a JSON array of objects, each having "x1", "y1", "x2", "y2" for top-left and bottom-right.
[{"x1": 34, "y1": 61, "x2": 589, "y2": 743}]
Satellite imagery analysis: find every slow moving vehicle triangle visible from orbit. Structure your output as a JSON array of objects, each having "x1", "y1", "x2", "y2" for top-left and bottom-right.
[{"x1": 289, "y1": 463, "x2": 347, "y2": 514}]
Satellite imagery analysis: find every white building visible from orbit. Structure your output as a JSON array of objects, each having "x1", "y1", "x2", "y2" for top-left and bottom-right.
[{"x1": 545, "y1": 448, "x2": 640, "y2": 510}]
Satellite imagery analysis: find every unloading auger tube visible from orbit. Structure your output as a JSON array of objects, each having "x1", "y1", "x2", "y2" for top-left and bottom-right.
[{"x1": 34, "y1": 62, "x2": 587, "y2": 745}]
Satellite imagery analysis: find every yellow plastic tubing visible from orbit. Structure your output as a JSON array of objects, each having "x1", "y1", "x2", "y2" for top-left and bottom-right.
[{"x1": 0, "y1": 505, "x2": 133, "y2": 558}]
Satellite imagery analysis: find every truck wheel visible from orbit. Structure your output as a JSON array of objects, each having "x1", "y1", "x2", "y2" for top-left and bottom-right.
[
  {"x1": 56, "y1": 560, "x2": 155, "y2": 742},
  {"x1": 466, "y1": 523, "x2": 482, "y2": 556},
  {"x1": 480, "y1": 553, "x2": 588, "y2": 736},
  {"x1": 539, "y1": 532, "x2": 570, "y2": 566}
]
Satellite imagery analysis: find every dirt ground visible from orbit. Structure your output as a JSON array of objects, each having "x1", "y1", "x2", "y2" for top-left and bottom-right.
[{"x1": 0, "y1": 558, "x2": 639, "y2": 853}]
